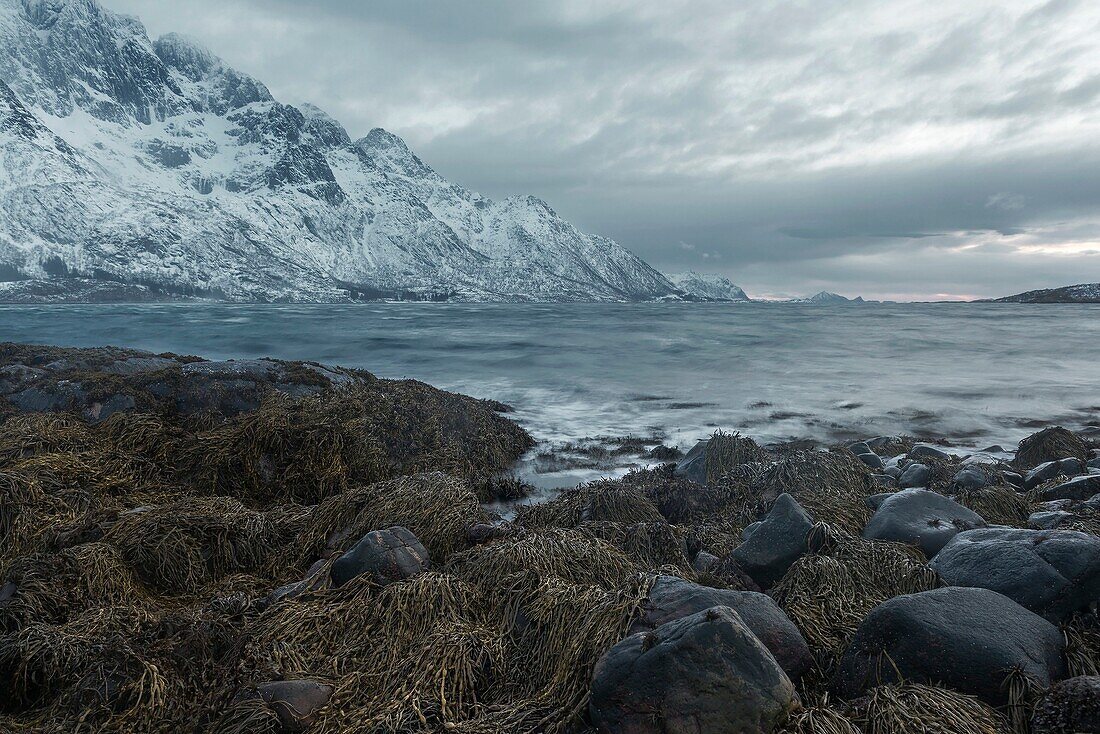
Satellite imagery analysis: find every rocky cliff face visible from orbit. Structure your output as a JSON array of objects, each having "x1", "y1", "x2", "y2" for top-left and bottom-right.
[{"x1": 0, "y1": 0, "x2": 676, "y2": 302}]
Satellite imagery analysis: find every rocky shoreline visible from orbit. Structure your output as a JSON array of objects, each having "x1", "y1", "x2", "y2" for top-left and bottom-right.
[{"x1": 0, "y1": 342, "x2": 1098, "y2": 733}]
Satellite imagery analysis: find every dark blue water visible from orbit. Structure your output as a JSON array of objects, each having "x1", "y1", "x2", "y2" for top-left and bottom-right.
[{"x1": 2, "y1": 302, "x2": 1098, "y2": 484}]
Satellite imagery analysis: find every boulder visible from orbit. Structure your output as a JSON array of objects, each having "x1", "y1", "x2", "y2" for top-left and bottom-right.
[
  {"x1": 590, "y1": 606, "x2": 799, "y2": 734},
  {"x1": 835, "y1": 587, "x2": 1066, "y2": 706},
  {"x1": 1028, "y1": 510, "x2": 1076, "y2": 530},
  {"x1": 862, "y1": 488, "x2": 986, "y2": 557},
  {"x1": 898, "y1": 462, "x2": 931, "y2": 488},
  {"x1": 909, "y1": 444, "x2": 952, "y2": 462},
  {"x1": 929, "y1": 527, "x2": 1100, "y2": 622},
  {"x1": 1090, "y1": 457, "x2": 1100, "y2": 471},
  {"x1": 847, "y1": 441, "x2": 873, "y2": 456},
  {"x1": 256, "y1": 680, "x2": 333, "y2": 733},
  {"x1": 1039, "y1": 475, "x2": 1100, "y2": 502},
  {"x1": 952, "y1": 466, "x2": 992, "y2": 491},
  {"x1": 1025, "y1": 458, "x2": 1086, "y2": 490},
  {"x1": 857, "y1": 453, "x2": 885, "y2": 471},
  {"x1": 672, "y1": 439, "x2": 709, "y2": 484},
  {"x1": 1031, "y1": 676, "x2": 1100, "y2": 734},
  {"x1": 330, "y1": 526, "x2": 430, "y2": 587},
  {"x1": 731, "y1": 493, "x2": 813, "y2": 588},
  {"x1": 631, "y1": 575, "x2": 812, "y2": 681},
  {"x1": 691, "y1": 550, "x2": 719, "y2": 574}
]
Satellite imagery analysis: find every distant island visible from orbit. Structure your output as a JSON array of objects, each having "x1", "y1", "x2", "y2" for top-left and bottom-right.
[{"x1": 992, "y1": 283, "x2": 1100, "y2": 304}]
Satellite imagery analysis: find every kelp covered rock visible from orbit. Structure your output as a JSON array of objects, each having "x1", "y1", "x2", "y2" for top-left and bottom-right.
[{"x1": 590, "y1": 606, "x2": 798, "y2": 734}]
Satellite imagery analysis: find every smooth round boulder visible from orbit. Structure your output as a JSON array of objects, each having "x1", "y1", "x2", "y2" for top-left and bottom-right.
[
  {"x1": 862, "y1": 488, "x2": 986, "y2": 557},
  {"x1": 256, "y1": 680, "x2": 333, "y2": 733},
  {"x1": 909, "y1": 444, "x2": 951, "y2": 461},
  {"x1": 929, "y1": 527, "x2": 1100, "y2": 623},
  {"x1": 631, "y1": 575, "x2": 813, "y2": 681},
  {"x1": 731, "y1": 493, "x2": 813, "y2": 588},
  {"x1": 591, "y1": 606, "x2": 799, "y2": 734},
  {"x1": 953, "y1": 465, "x2": 992, "y2": 491},
  {"x1": 330, "y1": 526, "x2": 430, "y2": 587},
  {"x1": 835, "y1": 587, "x2": 1066, "y2": 706},
  {"x1": 898, "y1": 462, "x2": 931, "y2": 488},
  {"x1": 1031, "y1": 676, "x2": 1100, "y2": 734}
]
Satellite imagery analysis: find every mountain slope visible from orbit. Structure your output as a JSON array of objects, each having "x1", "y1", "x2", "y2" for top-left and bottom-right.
[
  {"x1": 0, "y1": 0, "x2": 676, "y2": 302},
  {"x1": 994, "y1": 283, "x2": 1100, "y2": 303},
  {"x1": 667, "y1": 271, "x2": 750, "y2": 301}
]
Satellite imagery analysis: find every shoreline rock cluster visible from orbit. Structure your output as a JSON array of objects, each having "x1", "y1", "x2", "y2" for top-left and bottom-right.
[{"x1": 0, "y1": 343, "x2": 1098, "y2": 733}]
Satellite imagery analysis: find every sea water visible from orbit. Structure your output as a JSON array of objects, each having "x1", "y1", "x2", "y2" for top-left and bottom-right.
[{"x1": 3, "y1": 302, "x2": 1098, "y2": 487}]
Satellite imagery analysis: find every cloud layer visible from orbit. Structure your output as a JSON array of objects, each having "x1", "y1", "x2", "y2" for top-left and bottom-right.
[{"x1": 108, "y1": 0, "x2": 1100, "y2": 299}]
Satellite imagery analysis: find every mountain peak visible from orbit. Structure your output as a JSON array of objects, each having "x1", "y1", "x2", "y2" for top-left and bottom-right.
[
  {"x1": 0, "y1": 0, "x2": 676, "y2": 303},
  {"x1": 668, "y1": 271, "x2": 749, "y2": 301}
]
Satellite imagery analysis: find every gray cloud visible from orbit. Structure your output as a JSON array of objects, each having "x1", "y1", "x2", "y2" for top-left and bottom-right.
[{"x1": 107, "y1": 0, "x2": 1100, "y2": 299}]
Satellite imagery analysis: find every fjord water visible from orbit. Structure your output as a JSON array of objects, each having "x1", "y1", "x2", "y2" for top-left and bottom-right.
[{"x1": 2, "y1": 302, "x2": 1099, "y2": 484}]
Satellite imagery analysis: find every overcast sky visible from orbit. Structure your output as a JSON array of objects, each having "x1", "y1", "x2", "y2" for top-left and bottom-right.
[{"x1": 109, "y1": 0, "x2": 1100, "y2": 300}]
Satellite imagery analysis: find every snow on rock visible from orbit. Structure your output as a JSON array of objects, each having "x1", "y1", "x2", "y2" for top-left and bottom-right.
[
  {"x1": 668, "y1": 271, "x2": 750, "y2": 301},
  {"x1": 994, "y1": 283, "x2": 1100, "y2": 304},
  {"x1": 0, "y1": 0, "x2": 677, "y2": 302}
]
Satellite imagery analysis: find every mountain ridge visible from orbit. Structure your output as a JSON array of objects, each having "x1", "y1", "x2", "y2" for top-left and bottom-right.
[
  {"x1": 0, "y1": 0, "x2": 681, "y2": 302},
  {"x1": 992, "y1": 283, "x2": 1100, "y2": 304}
]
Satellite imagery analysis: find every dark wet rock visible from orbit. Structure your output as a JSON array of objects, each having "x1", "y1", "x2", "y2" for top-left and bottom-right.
[
  {"x1": 930, "y1": 527, "x2": 1100, "y2": 623},
  {"x1": 862, "y1": 488, "x2": 986, "y2": 557},
  {"x1": 1031, "y1": 676, "x2": 1100, "y2": 734},
  {"x1": 1090, "y1": 457, "x2": 1100, "y2": 471},
  {"x1": 847, "y1": 441, "x2": 873, "y2": 456},
  {"x1": 866, "y1": 492, "x2": 893, "y2": 510},
  {"x1": 953, "y1": 466, "x2": 993, "y2": 491},
  {"x1": 0, "y1": 581, "x2": 16, "y2": 603},
  {"x1": 1003, "y1": 470, "x2": 1025, "y2": 488},
  {"x1": 1029, "y1": 510, "x2": 1076, "y2": 530},
  {"x1": 871, "y1": 474, "x2": 896, "y2": 488},
  {"x1": 884, "y1": 465, "x2": 902, "y2": 479},
  {"x1": 857, "y1": 453, "x2": 885, "y2": 471},
  {"x1": 898, "y1": 462, "x2": 931, "y2": 488},
  {"x1": 835, "y1": 587, "x2": 1066, "y2": 706},
  {"x1": 1040, "y1": 475, "x2": 1100, "y2": 502},
  {"x1": 691, "y1": 550, "x2": 719, "y2": 574},
  {"x1": 256, "y1": 680, "x2": 333, "y2": 733},
  {"x1": 671, "y1": 439, "x2": 709, "y2": 483},
  {"x1": 631, "y1": 575, "x2": 812, "y2": 681},
  {"x1": 466, "y1": 522, "x2": 515, "y2": 544},
  {"x1": 266, "y1": 558, "x2": 329, "y2": 606},
  {"x1": 330, "y1": 526, "x2": 430, "y2": 587},
  {"x1": 909, "y1": 444, "x2": 952, "y2": 462},
  {"x1": 731, "y1": 493, "x2": 813, "y2": 589},
  {"x1": 1026, "y1": 458, "x2": 1086, "y2": 490},
  {"x1": 591, "y1": 606, "x2": 799, "y2": 734}
]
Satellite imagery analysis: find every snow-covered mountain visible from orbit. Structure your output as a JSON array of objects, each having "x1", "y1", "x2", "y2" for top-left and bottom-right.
[
  {"x1": 993, "y1": 283, "x2": 1100, "y2": 303},
  {"x1": 788, "y1": 291, "x2": 865, "y2": 304},
  {"x1": 667, "y1": 271, "x2": 750, "y2": 301},
  {"x1": 0, "y1": 0, "x2": 677, "y2": 302}
]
